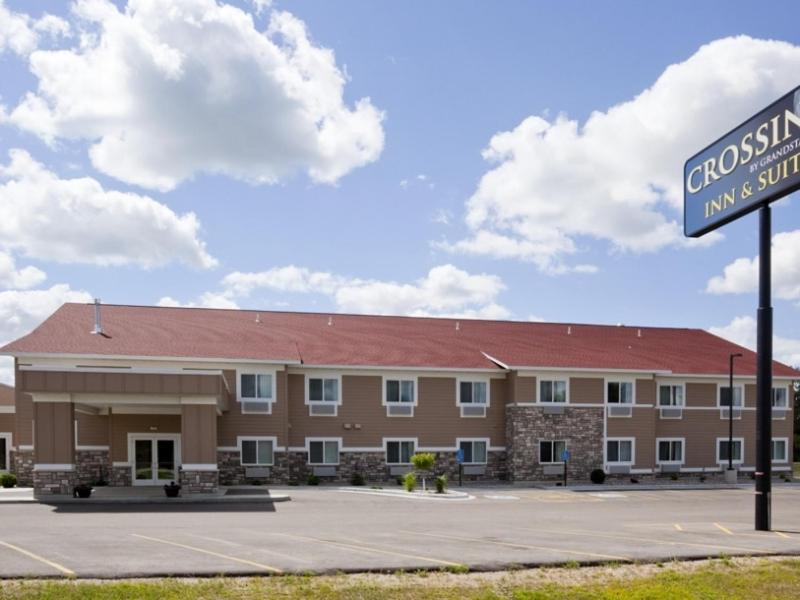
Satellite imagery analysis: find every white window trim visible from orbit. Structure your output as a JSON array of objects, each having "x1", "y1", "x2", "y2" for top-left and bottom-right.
[
  {"x1": 771, "y1": 387, "x2": 789, "y2": 409},
  {"x1": 538, "y1": 439, "x2": 567, "y2": 465},
  {"x1": 655, "y1": 437, "x2": 685, "y2": 465},
  {"x1": 605, "y1": 437, "x2": 635, "y2": 465},
  {"x1": 716, "y1": 437, "x2": 744, "y2": 465},
  {"x1": 772, "y1": 437, "x2": 789, "y2": 463},
  {"x1": 0, "y1": 432, "x2": 11, "y2": 472},
  {"x1": 604, "y1": 379, "x2": 636, "y2": 405},
  {"x1": 657, "y1": 383, "x2": 685, "y2": 407},
  {"x1": 238, "y1": 436, "x2": 277, "y2": 467},
  {"x1": 537, "y1": 378, "x2": 570, "y2": 404},
  {"x1": 237, "y1": 368, "x2": 277, "y2": 413},
  {"x1": 304, "y1": 374, "x2": 342, "y2": 405},
  {"x1": 456, "y1": 437, "x2": 489, "y2": 465},
  {"x1": 716, "y1": 383, "x2": 745, "y2": 408},
  {"x1": 305, "y1": 437, "x2": 342, "y2": 466},
  {"x1": 381, "y1": 376, "x2": 419, "y2": 406},
  {"x1": 383, "y1": 437, "x2": 418, "y2": 465},
  {"x1": 456, "y1": 378, "x2": 492, "y2": 407}
]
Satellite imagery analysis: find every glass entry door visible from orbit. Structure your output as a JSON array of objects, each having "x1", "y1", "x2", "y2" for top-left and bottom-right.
[{"x1": 133, "y1": 437, "x2": 178, "y2": 485}]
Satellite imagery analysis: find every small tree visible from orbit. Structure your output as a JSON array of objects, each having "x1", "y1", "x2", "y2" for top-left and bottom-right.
[{"x1": 411, "y1": 452, "x2": 436, "y2": 492}]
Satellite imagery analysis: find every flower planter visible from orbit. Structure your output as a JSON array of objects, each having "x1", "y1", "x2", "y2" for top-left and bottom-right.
[
  {"x1": 163, "y1": 482, "x2": 181, "y2": 498},
  {"x1": 73, "y1": 485, "x2": 93, "y2": 499}
]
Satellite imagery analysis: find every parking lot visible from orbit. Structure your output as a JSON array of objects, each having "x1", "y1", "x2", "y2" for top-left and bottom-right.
[{"x1": 1, "y1": 485, "x2": 799, "y2": 578}]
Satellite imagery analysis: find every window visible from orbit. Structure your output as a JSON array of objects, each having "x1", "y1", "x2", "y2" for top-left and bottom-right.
[
  {"x1": 658, "y1": 384, "x2": 684, "y2": 407},
  {"x1": 539, "y1": 440, "x2": 567, "y2": 464},
  {"x1": 240, "y1": 438, "x2": 274, "y2": 466},
  {"x1": 385, "y1": 379, "x2": 415, "y2": 404},
  {"x1": 540, "y1": 380, "x2": 567, "y2": 403},
  {"x1": 239, "y1": 372, "x2": 274, "y2": 414},
  {"x1": 606, "y1": 439, "x2": 633, "y2": 463},
  {"x1": 772, "y1": 439, "x2": 788, "y2": 463},
  {"x1": 717, "y1": 439, "x2": 743, "y2": 463},
  {"x1": 772, "y1": 387, "x2": 788, "y2": 409},
  {"x1": 386, "y1": 440, "x2": 415, "y2": 464},
  {"x1": 308, "y1": 377, "x2": 339, "y2": 403},
  {"x1": 459, "y1": 381, "x2": 488, "y2": 404},
  {"x1": 719, "y1": 385, "x2": 743, "y2": 407},
  {"x1": 657, "y1": 439, "x2": 684, "y2": 464},
  {"x1": 607, "y1": 381, "x2": 633, "y2": 404},
  {"x1": 0, "y1": 434, "x2": 8, "y2": 471},
  {"x1": 308, "y1": 440, "x2": 339, "y2": 465},
  {"x1": 459, "y1": 440, "x2": 488, "y2": 464}
]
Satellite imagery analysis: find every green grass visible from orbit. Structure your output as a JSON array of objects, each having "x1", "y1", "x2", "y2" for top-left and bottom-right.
[{"x1": 1, "y1": 558, "x2": 799, "y2": 599}]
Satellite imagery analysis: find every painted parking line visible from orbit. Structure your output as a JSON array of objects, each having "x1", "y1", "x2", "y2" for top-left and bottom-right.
[
  {"x1": 185, "y1": 533, "x2": 313, "y2": 564},
  {"x1": 775, "y1": 531, "x2": 791, "y2": 539},
  {"x1": 0, "y1": 540, "x2": 75, "y2": 577},
  {"x1": 400, "y1": 530, "x2": 631, "y2": 562},
  {"x1": 674, "y1": 524, "x2": 684, "y2": 531},
  {"x1": 273, "y1": 532, "x2": 464, "y2": 568},
  {"x1": 131, "y1": 534, "x2": 282, "y2": 573},
  {"x1": 520, "y1": 527, "x2": 771, "y2": 555},
  {"x1": 713, "y1": 522, "x2": 734, "y2": 536}
]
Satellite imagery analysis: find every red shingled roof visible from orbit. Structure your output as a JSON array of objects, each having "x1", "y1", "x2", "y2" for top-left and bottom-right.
[{"x1": 1, "y1": 303, "x2": 798, "y2": 377}]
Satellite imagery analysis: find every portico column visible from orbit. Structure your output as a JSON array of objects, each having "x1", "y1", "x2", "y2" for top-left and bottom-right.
[
  {"x1": 32, "y1": 396, "x2": 77, "y2": 495},
  {"x1": 180, "y1": 400, "x2": 219, "y2": 493}
]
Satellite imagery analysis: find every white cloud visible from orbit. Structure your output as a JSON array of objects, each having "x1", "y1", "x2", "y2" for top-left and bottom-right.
[
  {"x1": 6, "y1": 0, "x2": 384, "y2": 191},
  {"x1": 443, "y1": 36, "x2": 800, "y2": 273},
  {"x1": 0, "y1": 283, "x2": 93, "y2": 384},
  {"x1": 0, "y1": 251, "x2": 46, "y2": 290},
  {"x1": 706, "y1": 230, "x2": 800, "y2": 302},
  {"x1": 432, "y1": 209, "x2": 452, "y2": 226},
  {"x1": 157, "y1": 292, "x2": 239, "y2": 309},
  {"x1": 0, "y1": 0, "x2": 70, "y2": 56},
  {"x1": 709, "y1": 315, "x2": 800, "y2": 368},
  {"x1": 217, "y1": 263, "x2": 511, "y2": 318},
  {"x1": 0, "y1": 149, "x2": 216, "y2": 269}
]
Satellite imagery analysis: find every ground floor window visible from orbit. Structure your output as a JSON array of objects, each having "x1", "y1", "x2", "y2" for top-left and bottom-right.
[
  {"x1": 657, "y1": 439, "x2": 683, "y2": 464},
  {"x1": 386, "y1": 440, "x2": 415, "y2": 464},
  {"x1": 771, "y1": 439, "x2": 788, "y2": 463},
  {"x1": 539, "y1": 440, "x2": 566, "y2": 464},
  {"x1": 717, "y1": 438, "x2": 743, "y2": 463},
  {"x1": 308, "y1": 440, "x2": 339, "y2": 465},
  {"x1": 606, "y1": 439, "x2": 633, "y2": 463},
  {"x1": 459, "y1": 440, "x2": 487, "y2": 464},
  {"x1": 240, "y1": 438, "x2": 274, "y2": 466}
]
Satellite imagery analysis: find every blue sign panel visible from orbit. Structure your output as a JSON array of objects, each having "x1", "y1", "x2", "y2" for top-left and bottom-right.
[
  {"x1": 684, "y1": 85, "x2": 800, "y2": 237},
  {"x1": 455, "y1": 449, "x2": 464, "y2": 464},
  {"x1": 561, "y1": 449, "x2": 570, "y2": 462}
]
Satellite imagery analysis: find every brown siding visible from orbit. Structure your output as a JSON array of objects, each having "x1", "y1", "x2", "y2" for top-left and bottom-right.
[
  {"x1": 606, "y1": 408, "x2": 656, "y2": 468},
  {"x1": 745, "y1": 384, "x2": 755, "y2": 407},
  {"x1": 14, "y1": 361, "x2": 33, "y2": 446},
  {"x1": 34, "y1": 402, "x2": 74, "y2": 464},
  {"x1": 0, "y1": 414, "x2": 14, "y2": 436},
  {"x1": 656, "y1": 410, "x2": 758, "y2": 467},
  {"x1": 686, "y1": 382, "x2": 717, "y2": 407},
  {"x1": 287, "y1": 374, "x2": 505, "y2": 448},
  {"x1": 507, "y1": 372, "x2": 535, "y2": 403},
  {"x1": 76, "y1": 413, "x2": 109, "y2": 446},
  {"x1": 0, "y1": 383, "x2": 13, "y2": 406},
  {"x1": 110, "y1": 414, "x2": 181, "y2": 462},
  {"x1": 570, "y1": 377, "x2": 603, "y2": 404},
  {"x1": 182, "y1": 404, "x2": 217, "y2": 464},
  {"x1": 216, "y1": 369, "x2": 287, "y2": 447},
  {"x1": 635, "y1": 379, "x2": 655, "y2": 405}
]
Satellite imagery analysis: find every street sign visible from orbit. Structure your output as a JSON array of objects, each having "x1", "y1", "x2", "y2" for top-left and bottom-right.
[
  {"x1": 684, "y1": 85, "x2": 800, "y2": 237},
  {"x1": 455, "y1": 449, "x2": 464, "y2": 464},
  {"x1": 561, "y1": 449, "x2": 570, "y2": 462}
]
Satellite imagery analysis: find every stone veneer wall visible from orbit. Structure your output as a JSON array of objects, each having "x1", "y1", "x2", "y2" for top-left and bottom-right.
[
  {"x1": 179, "y1": 469, "x2": 218, "y2": 493},
  {"x1": 110, "y1": 465, "x2": 132, "y2": 487},
  {"x1": 75, "y1": 450, "x2": 110, "y2": 485},
  {"x1": 33, "y1": 468, "x2": 78, "y2": 495},
  {"x1": 218, "y1": 450, "x2": 505, "y2": 484},
  {"x1": 506, "y1": 405, "x2": 604, "y2": 482},
  {"x1": 11, "y1": 450, "x2": 34, "y2": 486}
]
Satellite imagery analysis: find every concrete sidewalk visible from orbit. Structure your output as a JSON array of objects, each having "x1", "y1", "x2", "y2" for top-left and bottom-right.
[{"x1": 0, "y1": 486, "x2": 291, "y2": 505}]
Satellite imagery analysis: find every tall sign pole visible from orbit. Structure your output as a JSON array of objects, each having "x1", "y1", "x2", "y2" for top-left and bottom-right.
[
  {"x1": 755, "y1": 205, "x2": 772, "y2": 530},
  {"x1": 685, "y1": 85, "x2": 800, "y2": 532}
]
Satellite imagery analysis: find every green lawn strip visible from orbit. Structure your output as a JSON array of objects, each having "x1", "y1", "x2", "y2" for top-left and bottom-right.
[{"x1": 1, "y1": 558, "x2": 799, "y2": 600}]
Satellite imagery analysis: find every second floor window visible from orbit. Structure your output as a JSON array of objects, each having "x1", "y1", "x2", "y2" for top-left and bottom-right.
[
  {"x1": 309, "y1": 378, "x2": 338, "y2": 403},
  {"x1": 607, "y1": 381, "x2": 633, "y2": 404},
  {"x1": 240, "y1": 373, "x2": 272, "y2": 401},
  {"x1": 540, "y1": 380, "x2": 567, "y2": 403},
  {"x1": 459, "y1": 381, "x2": 488, "y2": 404},
  {"x1": 386, "y1": 379, "x2": 415, "y2": 404},
  {"x1": 658, "y1": 384, "x2": 684, "y2": 406}
]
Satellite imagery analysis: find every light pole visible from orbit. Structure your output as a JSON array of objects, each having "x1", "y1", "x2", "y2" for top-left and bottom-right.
[{"x1": 728, "y1": 352, "x2": 743, "y2": 472}]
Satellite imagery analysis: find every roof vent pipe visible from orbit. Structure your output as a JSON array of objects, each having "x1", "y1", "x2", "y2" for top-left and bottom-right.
[
  {"x1": 455, "y1": 321, "x2": 460, "y2": 331},
  {"x1": 637, "y1": 328, "x2": 642, "y2": 338},
  {"x1": 567, "y1": 326, "x2": 572, "y2": 335},
  {"x1": 328, "y1": 316, "x2": 333, "y2": 326},
  {"x1": 255, "y1": 313, "x2": 261, "y2": 324},
  {"x1": 91, "y1": 298, "x2": 103, "y2": 335}
]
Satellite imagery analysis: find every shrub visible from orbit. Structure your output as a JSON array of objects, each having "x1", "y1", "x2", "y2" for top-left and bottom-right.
[
  {"x1": 590, "y1": 469, "x2": 606, "y2": 484},
  {"x1": 411, "y1": 453, "x2": 435, "y2": 472},
  {"x1": 435, "y1": 475, "x2": 447, "y2": 494},
  {"x1": 350, "y1": 473, "x2": 365, "y2": 486},
  {"x1": 699, "y1": 475, "x2": 707, "y2": 483},
  {"x1": 670, "y1": 472, "x2": 679, "y2": 481},
  {"x1": 403, "y1": 472, "x2": 417, "y2": 492},
  {"x1": 307, "y1": 474, "x2": 320, "y2": 486},
  {"x1": 0, "y1": 473, "x2": 17, "y2": 488}
]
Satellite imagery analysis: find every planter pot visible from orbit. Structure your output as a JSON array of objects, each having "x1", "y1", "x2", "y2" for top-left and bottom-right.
[
  {"x1": 73, "y1": 486, "x2": 93, "y2": 499},
  {"x1": 163, "y1": 482, "x2": 181, "y2": 498}
]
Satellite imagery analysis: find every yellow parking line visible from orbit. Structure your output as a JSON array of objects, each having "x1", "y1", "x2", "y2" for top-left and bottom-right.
[
  {"x1": 674, "y1": 524, "x2": 683, "y2": 531},
  {"x1": 775, "y1": 531, "x2": 790, "y2": 539},
  {"x1": 274, "y1": 532, "x2": 464, "y2": 568},
  {"x1": 131, "y1": 534, "x2": 282, "y2": 573},
  {"x1": 713, "y1": 522, "x2": 734, "y2": 536},
  {"x1": 520, "y1": 527, "x2": 769, "y2": 554},
  {"x1": 0, "y1": 541, "x2": 75, "y2": 577},
  {"x1": 185, "y1": 534, "x2": 313, "y2": 564},
  {"x1": 400, "y1": 530, "x2": 630, "y2": 562}
]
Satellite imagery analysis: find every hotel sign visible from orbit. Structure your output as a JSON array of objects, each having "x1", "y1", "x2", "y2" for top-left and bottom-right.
[{"x1": 684, "y1": 85, "x2": 800, "y2": 237}]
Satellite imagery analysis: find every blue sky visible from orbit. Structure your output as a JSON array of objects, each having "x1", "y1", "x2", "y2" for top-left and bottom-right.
[{"x1": 0, "y1": 0, "x2": 799, "y2": 381}]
